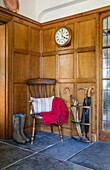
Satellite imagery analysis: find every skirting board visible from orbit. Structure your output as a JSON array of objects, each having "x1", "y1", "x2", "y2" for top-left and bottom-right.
[{"x1": 41, "y1": 126, "x2": 97, "y2": 142}]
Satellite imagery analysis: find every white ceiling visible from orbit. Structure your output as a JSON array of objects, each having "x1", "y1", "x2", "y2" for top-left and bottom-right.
[{"x1": 0, "y1": 0, "x2": 110, "y2": 23}]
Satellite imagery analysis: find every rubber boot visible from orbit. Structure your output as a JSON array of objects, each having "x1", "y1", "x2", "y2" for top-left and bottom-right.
[
  {"x1": 13, "y1": 115, "x2": 26, "y2": 144},
  {"x1": 19, "y1": 114, "x2": 30, "y2": 142}
]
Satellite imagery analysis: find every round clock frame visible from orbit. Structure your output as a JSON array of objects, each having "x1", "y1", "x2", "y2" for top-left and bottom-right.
[{"x1": 54, "y1": 26, "x2": 71, "y2": 47}]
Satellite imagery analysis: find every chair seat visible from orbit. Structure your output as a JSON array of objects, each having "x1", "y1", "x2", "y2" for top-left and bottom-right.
[{"x1": 33, "y1": 113, "x2": 43, "y2": 119}]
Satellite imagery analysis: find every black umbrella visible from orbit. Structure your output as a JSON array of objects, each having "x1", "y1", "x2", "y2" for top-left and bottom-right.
[{"x1": 81, "y1": 86, "x2": 94, "y2": 139}]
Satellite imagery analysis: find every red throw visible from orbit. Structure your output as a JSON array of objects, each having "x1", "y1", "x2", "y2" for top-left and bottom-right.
[{"x1": 40, "y1": 97, "x2": 69, "y2": 125}]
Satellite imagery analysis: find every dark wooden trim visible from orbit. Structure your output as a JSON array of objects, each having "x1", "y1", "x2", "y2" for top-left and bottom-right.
[
  {"x1": 102, "y1": 78, "x2": 110, "y2": 80},
  {"x1": 0, "y1": 9, "x2": 13, "y2": 22},
  {"x1": 0, "y1": 6, "x2": 41, "y2": 26},
  {"x1": 77, "y1": 46, "x2": 95, "y2": 53},
  {"x1": 58, "y1": 78, "x2": 96, "y2": 83},
  {"x1": 99, "y1": 12, "x2": 103, "y2": 138},
  {"x1": 42, "y1": 46, "x2": 95, "y2": 57},
  {"x1": 58, "y1": 49, "x2": 74, "y2": 55},
  {"x1": 96, "y1": 13, "x2": 100, "y2": 141},
  {"x1": 99, "y1": 133, "x2": 110, "y2": 142},
  {"x1": 13, "y1": 48, "x2": 41, "y2": 56},
  {"x1": 77, "y1": 78, "x2": 96, "y2": 83},
  {"x1": 103, "y1": 46, "x2": 110, "y2": 49}
]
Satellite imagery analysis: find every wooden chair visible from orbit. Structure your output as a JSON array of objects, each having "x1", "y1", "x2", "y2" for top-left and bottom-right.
[{"x1": 27, "y1": 78, "x2": 63, "y2": 144}]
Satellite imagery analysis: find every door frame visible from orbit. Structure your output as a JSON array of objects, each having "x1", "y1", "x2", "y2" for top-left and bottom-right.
[
  {"x1": 0, "y1": 10, "x2": 13, "y2": 139},
  {"x1": 99, "y1": 11, "x2": 110, "y2": 142}
]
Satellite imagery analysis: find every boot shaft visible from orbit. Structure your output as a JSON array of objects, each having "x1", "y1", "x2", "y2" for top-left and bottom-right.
[
  {"x1": 13, "y1": 114, "x2": 26, "y2": 144},
  {"x1": 19, "y1": 114, "x2": 30, "y2": 142},
  {"x1": 13, "y1": 115, "x2": 20, "y2": 131}
]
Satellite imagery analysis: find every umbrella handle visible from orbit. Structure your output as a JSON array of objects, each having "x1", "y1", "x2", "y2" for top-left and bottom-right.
[
  {"x1": 78, "y1": 88, "x2": 88, "y2": 96},
  {"x1": 88, "y1": 86, "x2": 94, "y2": 97}
]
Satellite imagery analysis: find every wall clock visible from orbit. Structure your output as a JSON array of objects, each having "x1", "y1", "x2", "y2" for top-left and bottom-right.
[
  {"x1": 55, "y1": 27, "x2": 71, "y2": 47},
  {"x1": 4, "y1": 0, "x2": 19, "y2": 12}
]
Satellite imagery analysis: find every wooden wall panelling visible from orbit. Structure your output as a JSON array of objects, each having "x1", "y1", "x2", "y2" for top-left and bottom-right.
[
  {"x1": 43, "y1": 27, "x2": 56, "y2": 53},
  {"x1": 0, "y1": 24, "x2": 6, "y2": 139},
  {"x1": 59, "y1": 54, "x2": 74, "y2": 79},
  {"x1": 28, "y1": 55, "x2": 40, "y2": 79},
  {"x1": 41, "y1": 13, "x2": 98, "y2": 139},
  {"x1": 73, "y1": 22, "x2": 78, "y2": 80},
  {"x1": 77, "y1": 52, "x2": 96, "y2": 79},
  {"x1": 43, "y1": 55, "x2": 56, "y2": 78},
  {"x1": 12, "y1": 18, "x2": 41, "y2": 136},
  {"x1": 77, "y1": 19, "x2": 96, "y2": 48},
  {"x1": 0, "y1": 7, "x2": 101, "y2": 139},
  {"x1": 13, "y1": 84, "x2": 27, "y2": 114},
  {"x1": 13, "y1": 53, "x2": 28, "y2": 83},
  {"x1": 0, "y1": 5, "x2": 109, "y2": 140},
  {"x1": 6, "y1": 20, "x2": 13, "y2": 139},
  {"x1": 0, "y1": 116, "x2": 6, "y2": 139},
  {"x1": 74, "y1": 14, "x2": 98, "y2": 140},
  {"x1": 55, "y1": 54, "x2": 59, "y2": 96},
  {"x1": 30, "y1": 27, "x2": 40, "y2": 53},
  {"x1": 13, "y1": 21, "x2": 29, "y2": 50},
  {"x1": 59, "y1": 83, "x2": 75, "y2": 126}
]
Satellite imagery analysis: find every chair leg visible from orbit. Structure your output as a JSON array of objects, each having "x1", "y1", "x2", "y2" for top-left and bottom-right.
[
  {"x1": 31, "y1": 117, "x2": 35, "y2": 144},
  {"x1": 51, "y1": 125, "x2": 53, "y2": 134},
  {"x1": 58, "y1": 120, "x2": 63, "y2": 142}
]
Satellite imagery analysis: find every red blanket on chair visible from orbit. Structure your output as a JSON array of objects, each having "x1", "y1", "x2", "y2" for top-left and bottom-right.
[{"x1": 40, "y1": 97, "x2": 69, "y2": 125}]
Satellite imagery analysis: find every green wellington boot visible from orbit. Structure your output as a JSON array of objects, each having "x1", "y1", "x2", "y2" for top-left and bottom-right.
[
  {"x1": 19, "y1": 114, "x2": 30, "y2": 142},
  {"x1": 13, "y1": 115, "x2": 26, "y2": 144}
]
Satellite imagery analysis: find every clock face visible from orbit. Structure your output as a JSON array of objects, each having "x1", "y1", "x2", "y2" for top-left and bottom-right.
[{"x1": 55, "y1": 27, "x2": 71, "y2": 46}]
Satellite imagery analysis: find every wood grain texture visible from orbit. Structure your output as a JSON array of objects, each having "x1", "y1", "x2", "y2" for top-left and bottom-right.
[
  {"x1": 78, "y1": 52, "x2": 96, "y2": 79},
  {"x1": 59, "y1": 83, "x2": 75, "y2": 127},
  {"x1": 43, "y1": 56, "x2": 56, "y2": 78},
  {"x1": 0, "y1": 24, "x2": 6, "y2": 139},
  {"x1": 31, "y1": 27, "x2": 40, "y2": 52},
  {"x1": 59, "y1": 54, "x2": 74, "y2": 79},
  {"x1": 28, "y1": 55, "x2": 40, "y2": 79},
  {"x1": 12, "y1": 20, "x2": 41, "y2": 136},
  {"x1": 77, "y1": 19, "x2": 96, "y2": 48},
  {"x1": 43, "y1": 28, "x2": 56, "y2": 52},
  {"x1": 13, "y1": 53, "x2": 28, "y2": 82},
  {"x1": 14, "y1": 22, "x2": 29, "y2": 50},
  {"x1": 13, "y1": 84, "x2": 27, "y2": 114}
]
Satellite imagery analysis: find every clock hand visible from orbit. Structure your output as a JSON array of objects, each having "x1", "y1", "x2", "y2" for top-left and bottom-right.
[{"x1": 62, "y1": 35, "x2": 67, "y2": 39}]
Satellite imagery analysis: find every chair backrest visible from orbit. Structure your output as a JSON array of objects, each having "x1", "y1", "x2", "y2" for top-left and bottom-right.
[{"x1": 27, "y1": 78, "x2": 56, "y2": 98}]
